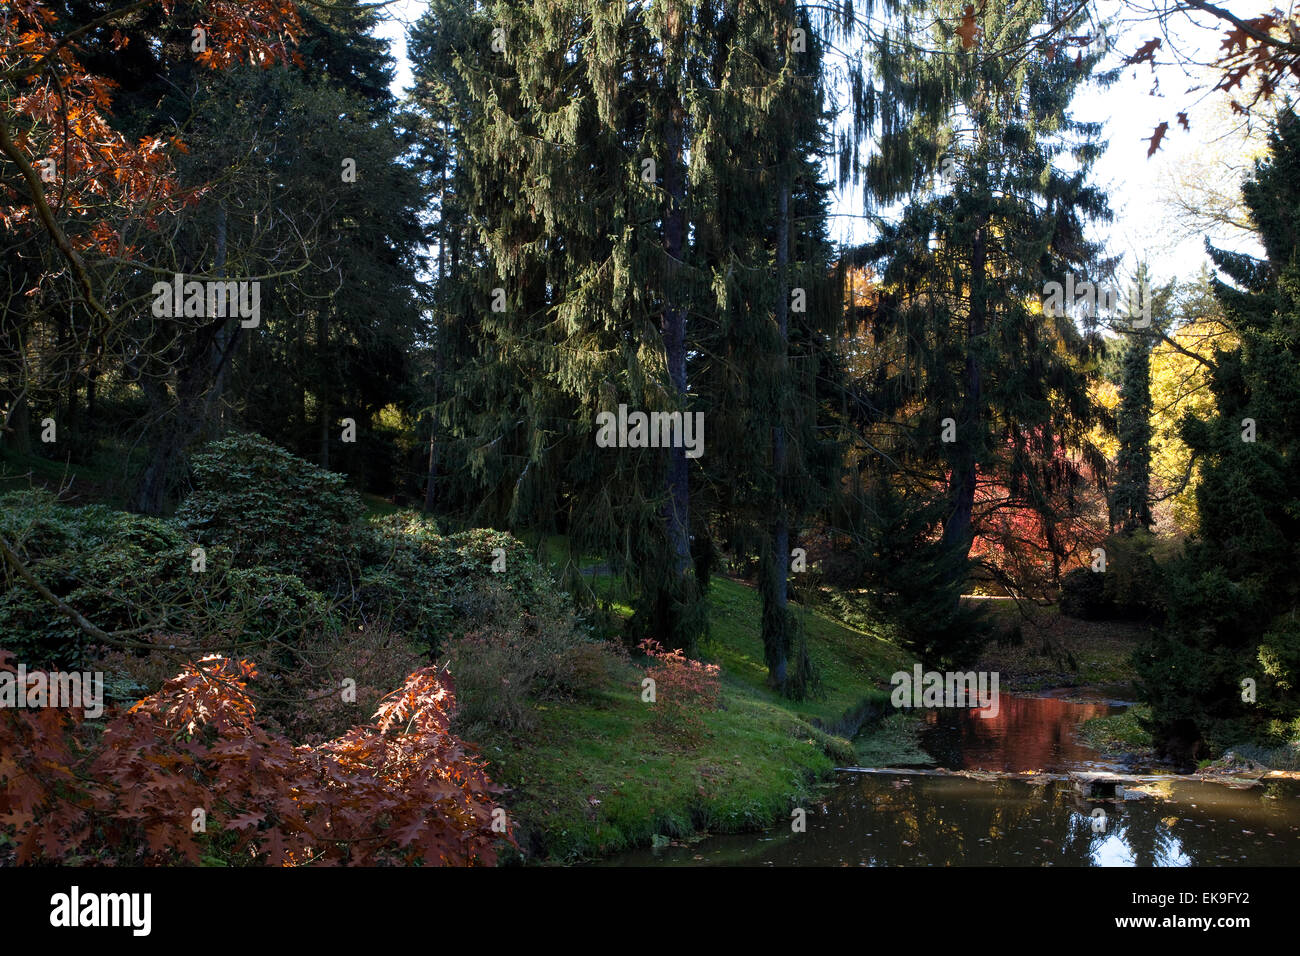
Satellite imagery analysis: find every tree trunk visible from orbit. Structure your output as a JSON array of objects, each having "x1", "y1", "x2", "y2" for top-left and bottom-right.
[
  {"x1": 423, "y1": 422, "x2": 439, "y2": 513},
  {"x1": 940, "y1": 219, "x2": 987, "y2": 580},
  {"x1": 84, "y1": 364, "x2": 97, "y2": 431},
  {"x1": 426, "y1": 136, "x2": 449, "y2": 515},
  {"x1": 5, "y1": 393, "x2": 31, "y2": 456},
  {"x1": 131, "y1": 204, "x2": 240, "y2": 514},
  {"x1": 662, "y1": 98, "x2": 691, "y2": 579},
  {"x1": 766, "y1": 180, "x2": 791, "y2": 687},
  {"x1": 317, "y1": 307, "x2": 331, "y2": 470}
]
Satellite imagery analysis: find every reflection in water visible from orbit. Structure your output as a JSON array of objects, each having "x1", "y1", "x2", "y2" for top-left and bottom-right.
[
  {"x1": 606, "y1": 776, "x2": 1300, "y2": 866},
  {"x1": 603, "y1": 695, "x2": 1300, "y2": 866},
  {"x1": 920, "y1": 694, "x2": 1125, "y2": 773}
]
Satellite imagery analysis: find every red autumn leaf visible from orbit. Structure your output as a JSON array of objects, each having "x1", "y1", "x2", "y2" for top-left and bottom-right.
[
  {"x1": 226, "y1": 810, "x2": 267, "y2": 830},
  {"x1": 1124, "y1": 38, "x2": 1161, "y2": 68},
  {"x1": 956, "y1": 4, "x2": 980, "y2": 51},
  {"x1": 1146, "y1": 121, "x2": 1169, "y2": 158}
]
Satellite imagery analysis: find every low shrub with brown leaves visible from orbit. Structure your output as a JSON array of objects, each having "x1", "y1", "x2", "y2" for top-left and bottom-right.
[
  {"x1": 0, "y1": 650, "x2": 513, "y2": 866},
  {"x1": 443, "y1": 585, "x2": 617, "y2": 736},
  {"x1": 638, "y1": 638, "x2": 722, "y2": 742}
]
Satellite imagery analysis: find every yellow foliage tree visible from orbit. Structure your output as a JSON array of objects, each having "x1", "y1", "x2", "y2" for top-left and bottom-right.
[{"x1": 1149, "y1": 298, "x2": 1236, "y2": 535}]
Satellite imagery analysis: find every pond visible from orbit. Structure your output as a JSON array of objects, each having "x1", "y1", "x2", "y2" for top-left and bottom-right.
[
  {"x1": 918, "y1": 689, "x2": 1134, "y2": 773},
  {"x1": 606, "y1": 693, "x2": 1300, "y2": 866}
]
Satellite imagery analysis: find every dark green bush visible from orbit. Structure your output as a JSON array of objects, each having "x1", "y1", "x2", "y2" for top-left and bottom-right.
[
  {"x1": 359, "y1": 514, "x2": 559, "y2": 652},
  {"x1": 1059, "y1": 567, "x2": 1108, "y2": 620},
  {"x1": 0, "y1": 489, "x2": 334, "y2": 668},
  {"x1": 176, "y1": 433, "x2": 364, "y2": 587},
  {"x1": 1059, "y1": 531, "x2": 1163, "y2": 621},
  {"x1": 2, "y1": 437, "x2": 596, "y2": 741}
]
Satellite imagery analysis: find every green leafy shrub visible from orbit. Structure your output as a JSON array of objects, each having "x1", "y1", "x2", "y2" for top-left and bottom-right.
[
  {"x1": 0, "y1": 489, "x2": 333, "y2": 668},
  {"x1": 176, "y1": 433, "x2": 364, "y2": 587},
  {"x1": 360, "y1": 515, "x2": 557, "y2": 651}
]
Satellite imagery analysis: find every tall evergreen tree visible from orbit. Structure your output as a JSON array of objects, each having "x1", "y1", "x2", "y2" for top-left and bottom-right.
[
  {"x1": 846, "y1": 0, "x2": 1115, "y2": 664},
  {"x1": 1110, "y1": 263, "x2": 1174, "y2": 533},
  {"x1": 422, "y1": 0, "x2": 839, "y2": 653},
  {"x1": 1139, "y1": 109, "x2": 1300, "y2": 759},
  {"x1": 689, "y1": 0, "x2": 842, "y2": 695}
]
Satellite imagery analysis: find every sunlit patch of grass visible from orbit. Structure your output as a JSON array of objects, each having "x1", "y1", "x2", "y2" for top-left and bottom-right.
[
  {"x1": 478, "y1": 657, "x2": 856, "y2": 862},
  {"x1": 469, "y1": 542, "x2": 916, "y2": 862},
  {"x1": 1078, "y1": 705, "x2": 1153, "y2": 754}
]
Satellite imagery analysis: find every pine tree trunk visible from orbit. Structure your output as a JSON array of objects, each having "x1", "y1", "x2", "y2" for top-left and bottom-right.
[
  {"x1": 131, "y1": 203, "x2": 238, "y2": 515},
  {"x1": 84, "y1": 365, "x2": 97, "y2": 431},
  {"x1": 426, "y1": 144, "x2": 449, "y2": 515},
  {"x1": 5, "y1": 393, "x2": 31, "y2": 455},
  {"x1": 317, "y1": 307, "x2": 331, "y2": 470},
  {"x1": 662, "y1": 99, "x2": 691, "y2": 578},
  {"x1": 200, "y1": 204, "x2": 231, "y2": 427},
  {"x1": 767, "y1": 181, "x2": 791, "y2": 687},
  {"x1": 64, "y1": 369, "x2": 79, "y2": 440},
  {"x1": 940, "y1": 220, "x2": 986, "y2": 580}
]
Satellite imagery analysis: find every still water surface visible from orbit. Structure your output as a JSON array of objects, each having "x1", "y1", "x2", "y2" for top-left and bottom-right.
[{"x1": 607, "y1": 694, "x2": 1300, "y2": 866}]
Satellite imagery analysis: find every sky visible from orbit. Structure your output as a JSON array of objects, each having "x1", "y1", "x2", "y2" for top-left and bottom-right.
[{"x1": 370, "y1": 0, "x2": 1273, "y2": 286}]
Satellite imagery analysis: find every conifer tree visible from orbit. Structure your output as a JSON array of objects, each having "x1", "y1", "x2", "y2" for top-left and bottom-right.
[
  {"x1": 847, "y1": 0, "x2": 1115, "y2": 664},
  {"x1": 690, "y1": 0, "x2": 841, "y2": 695},
  {"x1": 1110, "y1": 263, "x2": 1174, "y2": 533},
  {"x1": 418, "y1": 0, "x2": 712, "y2": 650},
  {"x1": 1139, "y1": 110, "x2": 1300, "y2": 759}
]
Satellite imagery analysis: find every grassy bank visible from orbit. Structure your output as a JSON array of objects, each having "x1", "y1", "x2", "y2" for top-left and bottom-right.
[
  {"x1": 1079, "y1": 705, "x2": 1153, "y2": 754},
  {"x1": 477, "y1": 572, "x2": 913, "y2": 863},
  {"x1": 971, "y1": 597, "x2": 1149, "y2": 694}
]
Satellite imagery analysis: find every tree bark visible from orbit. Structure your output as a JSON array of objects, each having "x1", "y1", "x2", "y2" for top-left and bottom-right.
[
  {"x1": 317, "y1": 306, "x2": 331, "y2": 470},
  {"x1": 767, "y1": 180, "x2": 791, "y2": 687},
  {"x1": 131, "y1": 204, "x2": 239, "y2": 514},
  {"x1": 5, "y1": 393, "x2": 31, "y2": 456},
  {"x1": 940, "y1": 219, "x2": 987, "y2": 579},
  {"x1": 662, "y1": 97, "x2": 691, "y2": 579}
]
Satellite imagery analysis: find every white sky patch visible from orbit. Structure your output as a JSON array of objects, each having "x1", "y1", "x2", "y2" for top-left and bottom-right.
[{"x1": 371, "y1": 0, "x2": 1271, "y2": 286}]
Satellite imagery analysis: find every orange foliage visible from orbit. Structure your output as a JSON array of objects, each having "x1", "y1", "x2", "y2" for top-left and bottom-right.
[
  {"x1": 0, "y1": 0, "x2": 304, "y2": 251},
  {"x1": 638, "y1": 638, "x2": 721, "y2": 741},
  {"x1": 0, "y1": 650, "x2": 513, "y2": 866}
]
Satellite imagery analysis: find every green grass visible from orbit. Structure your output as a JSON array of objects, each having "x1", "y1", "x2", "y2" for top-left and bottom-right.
[
  {"x1": 471, "y1": 550, "x2": 915, "y2": 863},
  {"x1": 481, "y1": 662, "x2": 853, "y2": 862},
  {"x1": 360, "y1": 493, "x2": 406, "y2": 518},
  {"x1": 1078, "y1": 704, "x2": 1153, "y2": 754},
  {"x1": 701, "y1": 576, "x2": 907, "y2": 727},
  {"x1": 0, "y1": 442, "x2": 140, "y2": 508}
]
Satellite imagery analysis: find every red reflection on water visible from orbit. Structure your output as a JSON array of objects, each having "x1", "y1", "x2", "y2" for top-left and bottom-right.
[{"x1": 921, "y1": 695, "x2": 1120, "y2": 772}]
